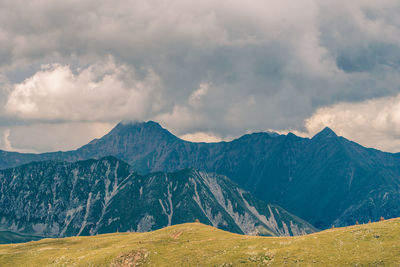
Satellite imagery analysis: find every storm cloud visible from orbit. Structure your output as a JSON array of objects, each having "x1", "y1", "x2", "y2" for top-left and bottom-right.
[{"x1": 1, "y1": 0, "x2": 400, "y2": 152}]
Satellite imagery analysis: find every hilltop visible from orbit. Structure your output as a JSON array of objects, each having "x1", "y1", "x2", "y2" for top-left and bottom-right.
[{"x1": 1, "y1": 218, "x2": 399, "y2": 266}]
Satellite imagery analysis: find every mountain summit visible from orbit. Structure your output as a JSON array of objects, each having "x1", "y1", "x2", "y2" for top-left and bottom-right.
[
  {"x1": 87, "y1": 120, "x2": 178, "y2": 146},
  {"x1": 312, "y1": 127, "x2": 338, "y2": 139},
  {"x1": 107, "y1": 120, "x2": 172, "y2": 136}
]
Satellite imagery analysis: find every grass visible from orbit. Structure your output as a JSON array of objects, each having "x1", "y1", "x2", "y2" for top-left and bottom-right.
[{"x1": 1, "y1": 219, "x2": 400, "y2": 266}]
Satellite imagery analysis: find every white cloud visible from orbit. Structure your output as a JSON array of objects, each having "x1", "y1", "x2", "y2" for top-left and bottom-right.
[
  {"x1": 3, "y1": 129, "x2": 13, "y2": 151},
  {"x1": 5, "y1": 58, "x2": 164, "y2": 122},
  {"x1": 189, "y1": 83, "x2": 209, "y2": 107},
  {"x1": 179, "y1": 131, "x2": 222, "y2": 143},
  {"x1": 296, "y1": 93, "x2": 400, "y2": 152},
  {"x1": 0, "y1": 122, "x2": 115, "y2": 152}
]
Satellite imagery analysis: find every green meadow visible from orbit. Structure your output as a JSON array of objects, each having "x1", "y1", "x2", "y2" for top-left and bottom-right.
[{"x1": 1, "y1": 219, "x2": 399, "y2": 266}]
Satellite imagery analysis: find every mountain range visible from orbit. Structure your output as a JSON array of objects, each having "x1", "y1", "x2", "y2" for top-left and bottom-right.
[
  {"x1": 0, "y1": 156, "x2": 315, "y2": 238},
  {"x1": 1, "y1": 121, "x2": 400, "y2": 229}
]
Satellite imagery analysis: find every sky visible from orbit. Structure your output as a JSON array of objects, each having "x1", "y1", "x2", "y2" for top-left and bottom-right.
[{"x1": 2, "y1": 0, "x2": 400, "y2": 152}]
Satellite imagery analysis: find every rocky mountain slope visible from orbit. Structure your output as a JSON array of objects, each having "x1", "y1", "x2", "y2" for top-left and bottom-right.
[
  {"x1": 0, "y1": 157, "x2": 315, "y2": 238},
  {"x1": 2, "y1": 121, "x2": 400, "y2": 229},
  {"x1": 0, "y1": 231, "x2": 42, "y2": 244}
]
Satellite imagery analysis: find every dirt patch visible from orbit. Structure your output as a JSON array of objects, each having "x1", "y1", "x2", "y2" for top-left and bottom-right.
[
  {"x1": 171, "y1": 231, "x2": 183, "y2": 240},
  {"x1": 111, "y1": 249, "x2": 149, "y2": 267}
]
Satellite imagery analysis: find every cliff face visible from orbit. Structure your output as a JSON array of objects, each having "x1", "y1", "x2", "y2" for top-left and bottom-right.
[{"x1": 0, "y1": 157, "x2": 315, "y2": 237}]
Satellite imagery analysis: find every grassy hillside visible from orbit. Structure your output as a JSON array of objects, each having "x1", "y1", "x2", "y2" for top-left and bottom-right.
[{"x1": 1, "y1": 219, "x2": 399, "y2": 266}]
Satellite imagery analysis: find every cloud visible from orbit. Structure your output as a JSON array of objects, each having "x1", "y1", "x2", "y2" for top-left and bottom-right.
[
  {"x1": 294, "y1": 93, "x2": 400, "y2": 152},
  {"x1": 1, "y1": 0, "x2": 400, "y2": 151},
  {"x1": 0, "y1": 122, "x2": 114, "y2": 152},
  {"x1": 3, "y1": 129, "x2": 13, "y2": 151},
  {"x1": 188, "y1": 83, "x2": 209, "y2": 107},
  {"x1": 5, "y1": 59, "x2": 164, "y2": 122},
  {"x1": 179, "y1": 132, "x2": 222, "y2": 143}
]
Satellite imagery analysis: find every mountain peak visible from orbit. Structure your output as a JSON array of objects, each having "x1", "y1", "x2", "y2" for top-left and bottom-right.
[
  {"x1": 76, "y1": 120, "x2": 179, "y2": 169},
  {"x1": 109, "y1": 120, "x2": 165, "y2": 134},
  {"x1": 312, "y1": 127, "x2": 337, "y2": 139},
  {"x1": 117, "y1": 120, "x2": 161, "y2": 128}
]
